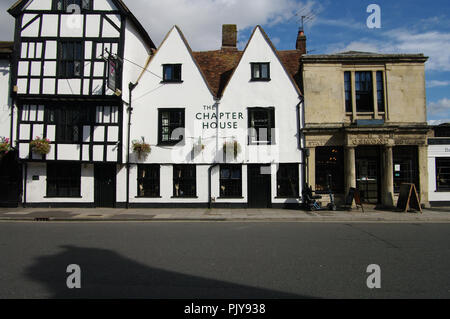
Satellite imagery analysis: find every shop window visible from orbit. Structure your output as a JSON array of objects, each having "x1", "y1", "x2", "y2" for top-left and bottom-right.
[
  {"x1": 137, "y1": 165, "x2": 160, "y2": 198},
  {"x1": 436, "y1": 158, "x2": 450, "y2": 191},
  {"x1": 248, "y1": 107, "x2": 275, "y2": 145},
  {"x1": 315, "y1": 147, "x2": 344, "y2": 193},
  {"x1": 393, "y1": 146, "x2": 419, "y2": 193},
  {"x1": 163, "y1": 64, "x2": 182, "y2": 82},
  {"x1": 47, "y1": 162, "x2": 81, "y2": 197},
  {"x1": 220, "y1": 165, "x2": 242, "y2": 198},
  {"x1": 158, "y1": 109, "x2": 185, "y2": 145},
  {"x1": 251, "y1": 63, "x2": 270, "y2": 81},
  {"x1": 355, "y1": 71, "x2": 374, "y2": 112},
  {"x1": 173, "y1": 165, "x2": 196, "y2": 198},
  {"x1": 58, "y1": 41, "x2": 83, "y2": 78},
  {"x1": 277, "y1": 164, "x2": 299, "y2": 198}
]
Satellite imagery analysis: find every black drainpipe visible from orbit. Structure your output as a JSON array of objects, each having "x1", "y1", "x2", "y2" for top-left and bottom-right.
[
  {"x1": 126, "y1": 82, "x2": 137, "y2": 209},
  {"x1": 23, "y1": 162, "x2": 27, "y2": 208}
]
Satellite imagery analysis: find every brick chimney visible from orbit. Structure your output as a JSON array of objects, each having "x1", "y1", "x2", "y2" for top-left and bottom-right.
[
  {"x1": 296, "y1": 29, "x2": 307, "y2": 54},
  {"x1": 222, "y1": 24, "x2": 237, "y2": 51}
]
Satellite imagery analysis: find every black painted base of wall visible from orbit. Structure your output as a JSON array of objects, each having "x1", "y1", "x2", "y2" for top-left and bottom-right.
[
  {"x1": 430, "y1": 201, "x2": 450, "y2": 208},
  {"x1": 21, "y1": 202, "x2": 303, "y2": 209}
]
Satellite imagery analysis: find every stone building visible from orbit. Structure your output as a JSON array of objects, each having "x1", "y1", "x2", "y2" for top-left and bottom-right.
[{"x1": 301, "y1": 49, "x2": 429, "y2": 207}]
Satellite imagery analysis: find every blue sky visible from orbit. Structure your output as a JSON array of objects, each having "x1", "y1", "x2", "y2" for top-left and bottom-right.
[{"x1": 0, "y1": 0, "x2": 448, "y2": 123}]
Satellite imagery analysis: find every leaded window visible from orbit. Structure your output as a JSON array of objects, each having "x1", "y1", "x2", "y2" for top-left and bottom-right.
[
  {"x1": 137, "y1": 165, "x2": 160, "y2": 198},
  {"x1": 58, "y1": 41, "x2": 83, "y2": 78},
  {"x1": 158, "y1": 109, "x2": 185, "y2": 145},
  {"x1": 173, "y1": 165, "x2": 196, "y2": 198},
  {"x1": 220, "y1": 165, "x2": 242, "y2": 198},
  {"x1": 248, "y1": 107, "x2": 275, "y2": 145},
  {"x1": 47, "y1": 162, "x2": 81, "y2": 197}
]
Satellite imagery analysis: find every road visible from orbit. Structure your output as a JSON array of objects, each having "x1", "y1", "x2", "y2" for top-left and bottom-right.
[{"x1": 0, "y1": 222, "x2": 449, "y2": 299}]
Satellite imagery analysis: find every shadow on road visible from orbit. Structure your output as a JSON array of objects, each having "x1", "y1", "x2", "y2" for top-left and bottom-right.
[{"x1": 24, "y1": 245, "x2": 313, "y2": 299}]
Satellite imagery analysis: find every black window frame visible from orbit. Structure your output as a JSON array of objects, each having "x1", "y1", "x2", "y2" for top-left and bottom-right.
[
  {"x1": 251, "y1": 63, "x2": 271, "y2": 81},
  {"x1": 248, "y1": 107, "x2": 275, "y2": 145},
  {"x1": 53, "y1": 0, "x2": 92, "y2": 11},
  {"x1": 344, "y1": 71, "x2": 352, "y2": 113},
  {"x1": 219, "y1": 165, "x2": 243, "y2": 198},
  {"x1": 58, "y1": 41, "x2": 84, "y2": 79},
  {"x1": 355, "y1": 71, "x2": 374, "y2": 113},
  {"x1": 137, "y1": 165, "x2": 160, "y2": 198},
  {"x1": 173, "y1": 165, "x2": 197, "y2": 198},
  {"x1": 46, "y1": 162, "x2": 81, "y2": 198},
  {"x1": 276, "y1": 164, "x2": 300, "y2": 198},
  {"x1": 376, "y1": 71, "x2": 385, "y2": 113},
  {"x1": 162, "y1": 64, "x2": 183, "y2": 83},
  {"x1": 158, "y1": 108, "x2": 185, "y2": 146},
  {"x1": 436, "y1": 158, "x2": 450, "y2": 192}
]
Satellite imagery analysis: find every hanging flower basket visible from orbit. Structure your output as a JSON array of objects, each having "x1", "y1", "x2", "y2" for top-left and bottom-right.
[
  {"x1": 30, "y1": 137, "x2": 51, "y2": 155},
  {"x1": 223, "y1": 140, "x2": 241, "y2": 159},
  {"x1": 193, "y1": 137, "x2": 205, "y2": 154},
  {"x1": 0, "y1": 137, "x2": 11, "y2": 159},
  {"x1": 132, "y1": 137, "x2": 151, "y2": 159}
]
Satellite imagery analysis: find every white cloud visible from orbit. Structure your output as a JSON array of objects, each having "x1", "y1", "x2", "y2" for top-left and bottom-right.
[
  {"x1": 428, "y1": 98, "x2": 450, "y2": 116},
  {"x1": 428, "y1": 119, "x2": 450, "y2": 125},
  {"x1": 329, "y1": 29, "x2": 450, "y2": 72},
  {"x1": 427, "y1": 80, "x2": 450, "y2": 88},
  {"x1": 124, "y1": 0, "x2": 310, "y2": 50}
]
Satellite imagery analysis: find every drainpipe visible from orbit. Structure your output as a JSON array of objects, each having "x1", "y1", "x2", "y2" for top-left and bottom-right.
[{"x1": 126, "y1": 82, "x2": 137, "y2": 209}]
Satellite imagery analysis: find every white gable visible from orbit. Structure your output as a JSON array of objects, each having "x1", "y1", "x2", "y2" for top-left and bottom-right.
[
  {"x1": 221, "y1": 27, "x2": 299, "y2": 105},
  {"x1": 129, "y1": 26, "x2": 215, "y2": 164}
]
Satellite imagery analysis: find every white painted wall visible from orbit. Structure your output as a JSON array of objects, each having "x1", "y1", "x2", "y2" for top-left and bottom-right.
[
  {"x1": 0, "y1": 60, "x2": 11, "y2": 139},
  {"x1": 25, "y1": 163, "x2": 94, "y2": 203},
  {"x1": 428, "y1": 144, "x2": 450, "y2": 202}
]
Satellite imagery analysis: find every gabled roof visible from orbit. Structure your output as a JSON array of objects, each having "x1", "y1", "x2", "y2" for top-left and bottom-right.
[
  {"x1": 8, "y1": 0, "x2": 156, "y2": 50},
  {"x1": 193, "y1": 25, "x2": 303, "y2": 98},
  {"x1": 151, "y1": 26, "x2": 216, "y2": 98}
]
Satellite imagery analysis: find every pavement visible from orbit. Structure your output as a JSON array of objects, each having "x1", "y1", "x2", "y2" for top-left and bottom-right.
[{"x1": 0, "y1": 205, "x2": 449, "y2": 222}]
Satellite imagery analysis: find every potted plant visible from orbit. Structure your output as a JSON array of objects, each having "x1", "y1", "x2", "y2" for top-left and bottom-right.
[
  {"x1": 30, "y1": 136, "x2": 51, "y2": 155},
  {"x1": 193, "y1": 137, "x2": 205, "y2": 154},
  {"x1": 132, "y1": 137, "x2": 151, "y2": 159},
  {"x1": 0, "y1": 137, "x2": 11, "y2": 159},
  {"x1": 223, "y1": 139, "x2": 241, "y2": 159}
]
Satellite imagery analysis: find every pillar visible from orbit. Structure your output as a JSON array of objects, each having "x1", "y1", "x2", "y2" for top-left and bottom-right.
[
  {"x1": 382, "y1": 145, "x2": 394, "y2": 207},
  {"x1": 344, "y1": 146, "x2": 356, "y2": 197},
  {"x1": 307, "y1": 147, "x2": 315, "y2": 188},
  {"x1": 418, "y1": 145, "x2": 429, "y2": 208}
]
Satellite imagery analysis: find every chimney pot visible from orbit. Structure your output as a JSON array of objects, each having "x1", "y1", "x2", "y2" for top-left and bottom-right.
[
  {"x1": 222, "y1": 24, "x2": 237, "y2": 51},
  {"x1": 296, "y1": 30, "x2": 307, "y2": 54}
]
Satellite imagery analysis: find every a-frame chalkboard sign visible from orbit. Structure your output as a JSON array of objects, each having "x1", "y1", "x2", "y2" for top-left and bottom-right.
[{"x1": 396, "y1": 183, "x2": 422, "y2": 213}]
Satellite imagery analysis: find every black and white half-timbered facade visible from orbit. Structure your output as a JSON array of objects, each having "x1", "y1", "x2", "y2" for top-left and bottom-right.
[{"x1": 8, "y1": 0, "x2": 156, "y2": 207}]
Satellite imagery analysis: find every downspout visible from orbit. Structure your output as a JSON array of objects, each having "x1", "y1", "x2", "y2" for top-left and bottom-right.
[
  {"x1": 208, "y1": 163, "x2": 219, "y2": 209},
  {"x1": 126, "y1": 82, "x2": 137, "y2": 209},
  {"x1": 208, "y1": 98, "x2": 221, "y2": 209}
]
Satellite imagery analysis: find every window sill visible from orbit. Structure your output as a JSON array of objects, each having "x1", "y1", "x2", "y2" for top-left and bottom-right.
[
  {"x1": 135, "y1": 196, "x2": 162, "y2": 199},
  {"x1": 435, "y1": 190, "x2": 450, "y2": 193},
  {"x1": 160, "y1": 80, "x2": 184, "y2": 84},
  {"x1": 44, "y1": 196, "x2": 82, "y2": 199},
  {"x1": 218, "y1": 197, "x2": 244, "y2": 199},
  {"x1": 171, "y1": 196, "x2": 198, "y2": 199},
  {"x1": 250, "y1": 78, "x2": 271, "y2": 82}
]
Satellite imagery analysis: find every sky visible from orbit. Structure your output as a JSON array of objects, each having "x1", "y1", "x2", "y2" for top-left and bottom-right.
[{"x1": 0, "y1": 0, "x2": 449, "y2": 123}]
